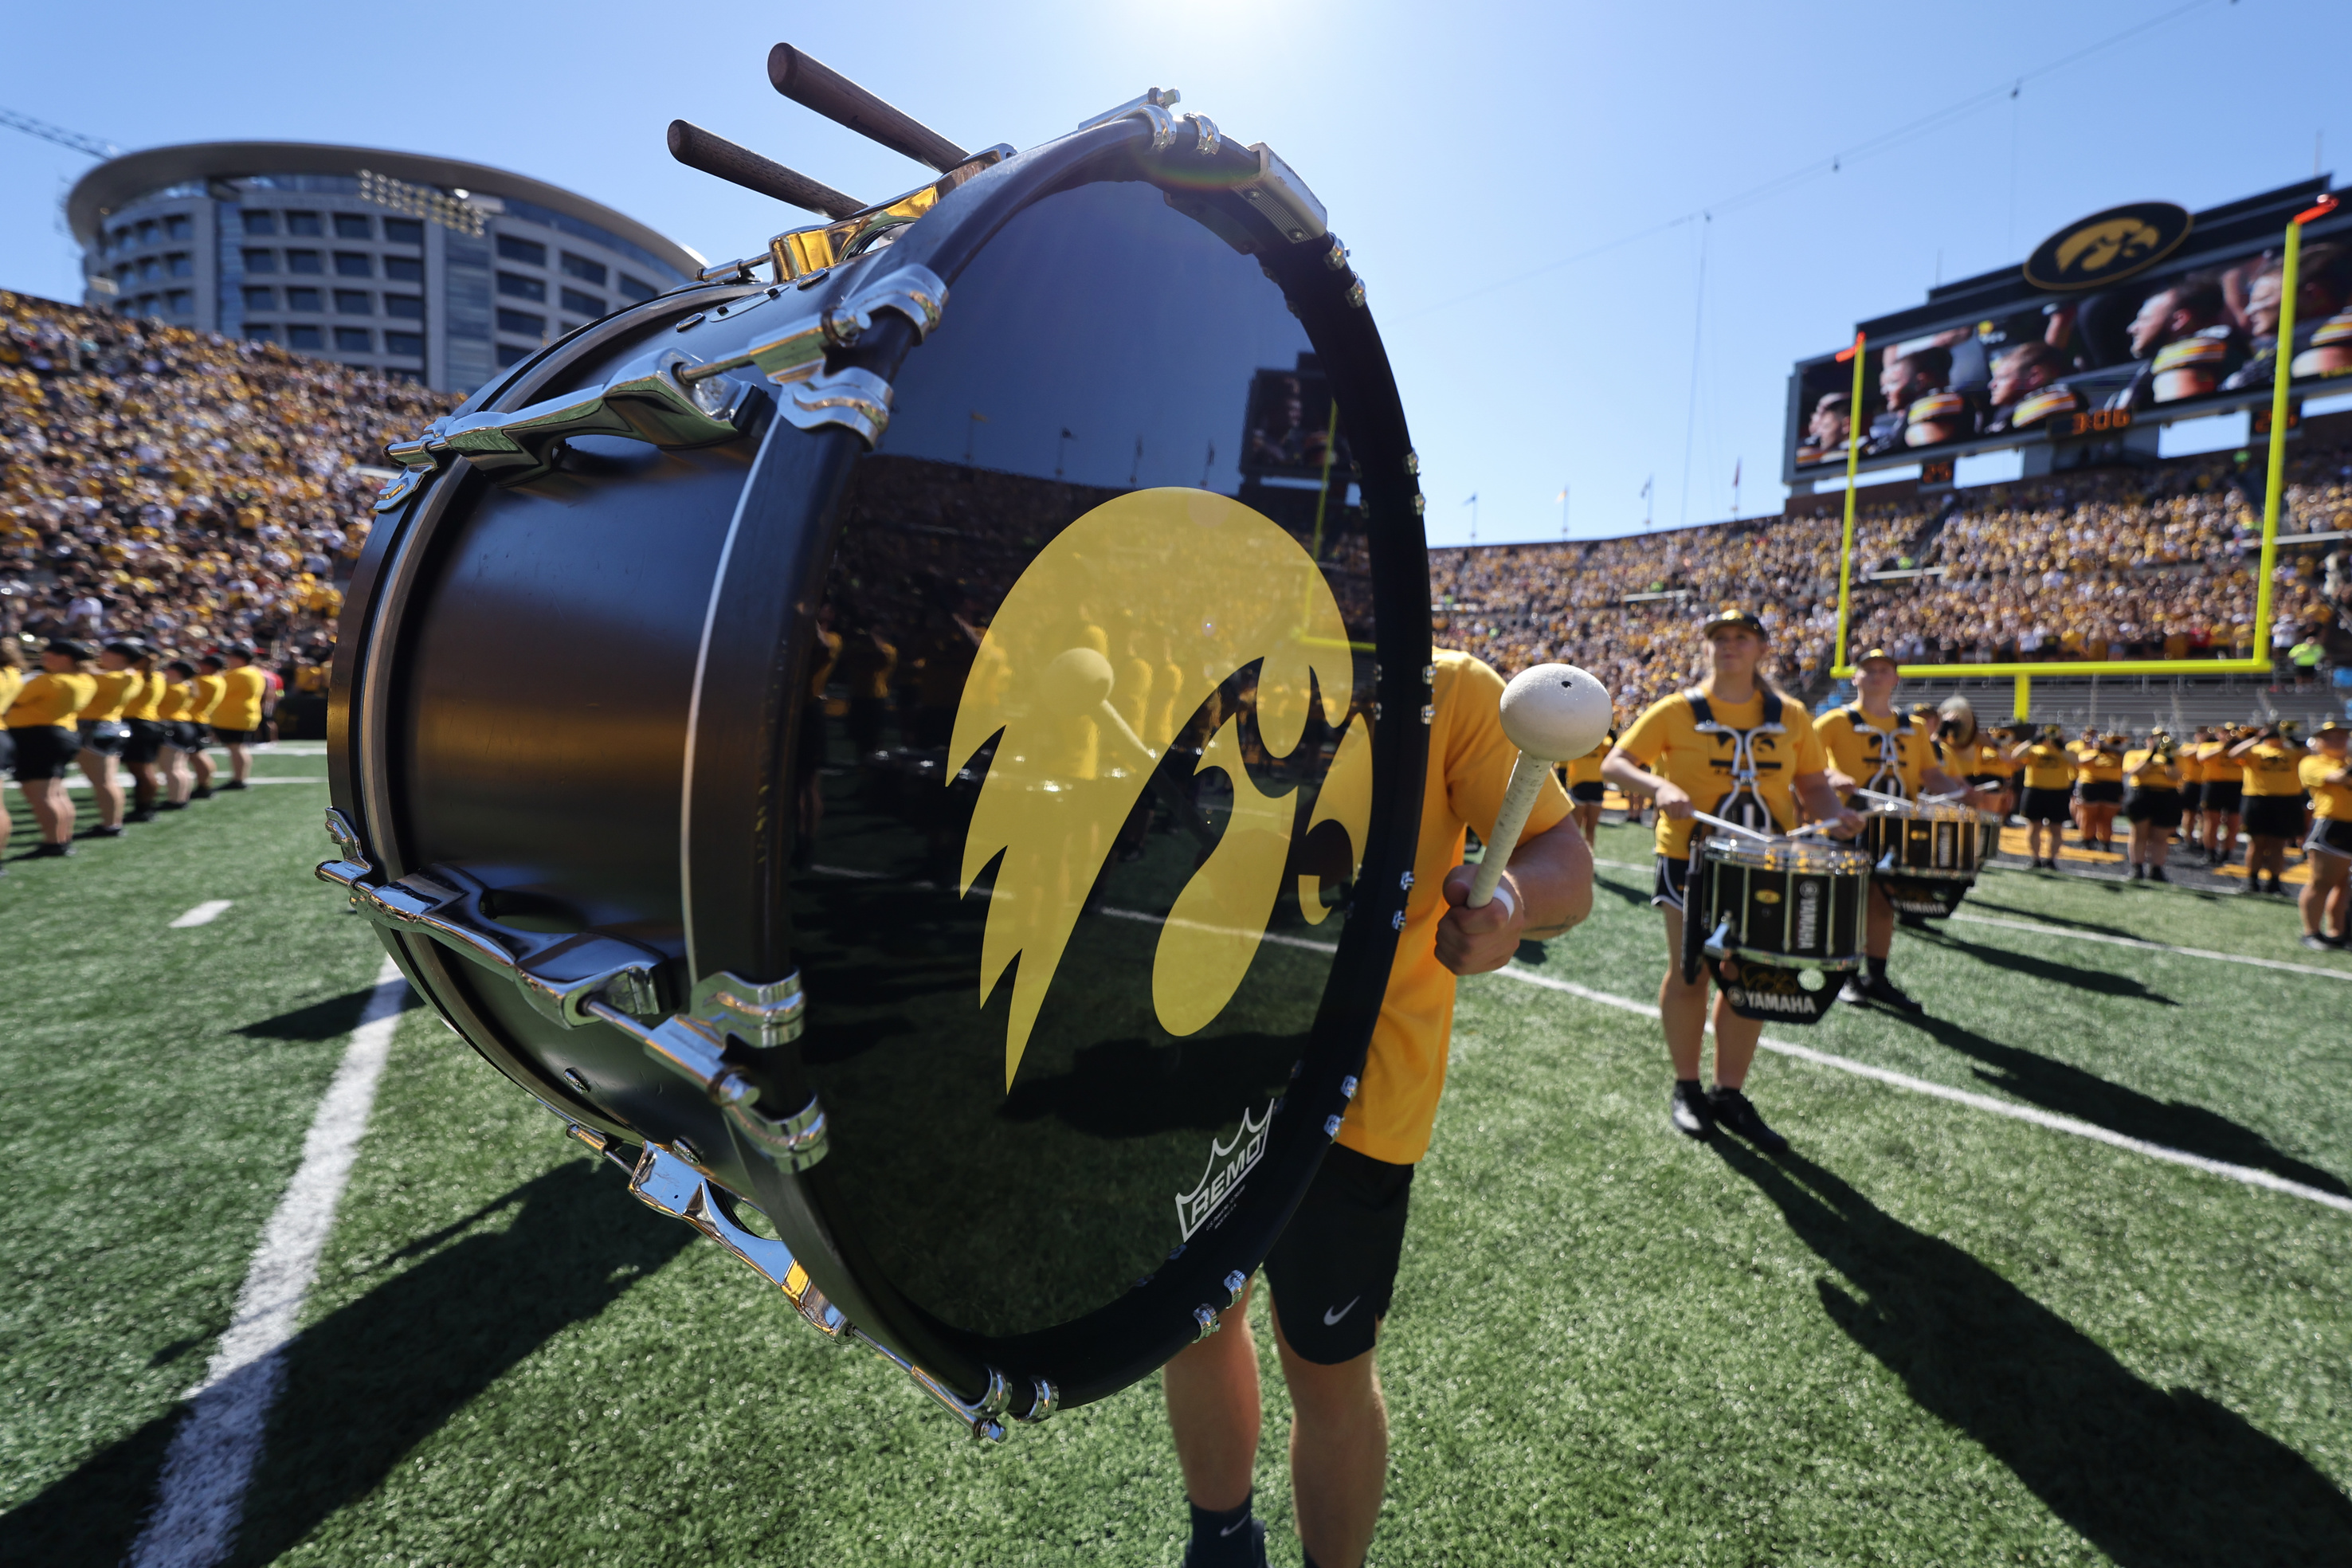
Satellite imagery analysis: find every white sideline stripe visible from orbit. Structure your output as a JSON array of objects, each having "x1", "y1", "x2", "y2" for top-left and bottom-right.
[
  {"x1": 16, "y1": 777, "x2": 323, "y2": 794},
  {"x1": 126, "y1": 957, "x2": 409, "y2": 1568},
  {"x1": 1487, "y1": 966, "x2": 2352, "y2": 1216},
  {"x1": 168, "y1": 900, "x2": 233, "y2": 929},
  {"x1": 1590, "y1": 856, "x2": 2350, "y2": 982}
]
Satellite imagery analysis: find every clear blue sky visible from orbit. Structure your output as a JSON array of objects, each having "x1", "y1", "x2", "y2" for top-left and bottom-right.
[{"x1": 2, "y1": 0, "x2": 2344, "y2": 546}]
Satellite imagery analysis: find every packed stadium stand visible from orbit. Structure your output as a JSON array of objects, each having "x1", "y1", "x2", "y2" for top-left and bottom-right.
[
  {"x1": 1433, "y1": 423, "x2": 2352, "y2": 724},
  {"x1": 0, "y1": 290, "x2": 454, "y2": 719}
]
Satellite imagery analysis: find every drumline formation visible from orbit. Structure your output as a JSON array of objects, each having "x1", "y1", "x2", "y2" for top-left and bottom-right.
[{"x1": 0, "y1": 634, "x2": 276, "y2": 865}]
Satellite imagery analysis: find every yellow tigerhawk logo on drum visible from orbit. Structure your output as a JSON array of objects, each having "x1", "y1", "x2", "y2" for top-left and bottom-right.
[{"x1": 949, "y1": 488, "x2": 1371, "y2": 1089}]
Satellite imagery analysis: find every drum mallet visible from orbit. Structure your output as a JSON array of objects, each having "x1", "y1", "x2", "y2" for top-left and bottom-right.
[{"x1": 1466, "y1": 664, "x2": 1613, "y2": 907}]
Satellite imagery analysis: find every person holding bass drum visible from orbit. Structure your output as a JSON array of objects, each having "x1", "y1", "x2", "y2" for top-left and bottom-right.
[
  {"x1": 1603, "y1": 608, "x2": 1862, "y2": 1151},
  {"x1": 2299, "y1": 720, "x2": 2351, "y2": 948},
  {"x1": 2121, "y1": 731, "x2": 2185, "y2": 881},
  {"x1": 1813, "y1": 648, "x2": 1986, "y2": 1013}
]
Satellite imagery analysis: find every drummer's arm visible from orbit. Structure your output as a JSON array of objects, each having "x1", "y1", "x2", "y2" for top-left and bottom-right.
[
  {"x1": 1922, "y1": 762, "x2": 1993, "y2": 805},
  {"x1": 1794, "y1": 769, "x2": 1866, "y2": 837},
  {"x1": 1601, "y1": 746, "x2": 1688, "y2": 816}
]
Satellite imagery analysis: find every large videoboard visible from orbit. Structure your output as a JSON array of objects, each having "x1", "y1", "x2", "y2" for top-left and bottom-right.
[{"x1": 1786, "y1": 182, "x2": 2351, "y2": 480}]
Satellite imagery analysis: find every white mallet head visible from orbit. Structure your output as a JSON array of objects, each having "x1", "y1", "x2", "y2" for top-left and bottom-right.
[{"x1": 1499, "y1": 663, "x2": 1613, "y2": 762}]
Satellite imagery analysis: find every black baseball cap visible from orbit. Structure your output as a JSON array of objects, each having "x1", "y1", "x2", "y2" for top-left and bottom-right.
[
  {"x1": 1699, "y1": 607, "x2": 1767, "y2": 637},
  {"x1": 1854, "y1": 646, "x2": 1897, "y2": 669},
  {"x1": 44, "y1": 637, "x2": 93, "y2": 661}
]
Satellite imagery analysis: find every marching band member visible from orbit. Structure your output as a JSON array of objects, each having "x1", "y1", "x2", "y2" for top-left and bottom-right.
[
  {"x1": 2196, "y1": 725, "x2": 2244, "y2": 865},
  {"x1": 6, "y1": 639, "x2": 98, "y2": 857},
  {"x1": 2299, "y1": 721, "x2": 2351, "y2": 948},
  {"x1": 2232, "y1": 722, "x2": 2309, "y2": 897},
  {"x1": 0, "y1": 640, "x2": 22, "y2": 867},
  {"x1": 115, "y1": 643, "x2": 169, "y2": 823},
  {"x1": 165, "y1": 658, "x2": 214, "y2": 802},
  {"x1": 1813, "y1": 648, "x2": 1985, "y2": 1013},
  {"x1": 2071, "y1": 729, "x2": 2126, "y2": 856},
  {"x1": 2012, "y1": 725, "x2": 2076, "y2": 869},
  {"x1": 1162, "y1": 649, "x2": 1590, "y2": 1568},
  {"x1": 190, "y1": 655, "x2": 228, "y2": 799},
  {"x1": 1560, "y1": 727, "x2": 1613, "y2": 846},
  {"x1": 2121, "y1": 731, "x2": 2185, "y2": 881},
  {"x1": 75, "y1": 641, "x2": 144, "y2": 838},
  {"x1": 1603, "y1": 608, "x2": 1860, "y2": 1148},
  {"x1": 208, "y1": 643, "x2": 271, "y2": 791}
]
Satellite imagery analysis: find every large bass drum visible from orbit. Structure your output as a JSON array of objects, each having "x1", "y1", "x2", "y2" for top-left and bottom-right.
[{"x1": 322, "y1": 108, "x2": 1430, "y2": 1435}]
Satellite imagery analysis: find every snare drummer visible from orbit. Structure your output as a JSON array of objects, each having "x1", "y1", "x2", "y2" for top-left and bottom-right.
[
  {"x1": 1603, "y1": 608, "x2": 1861, "y2": 1151},
  {"x1": 1815, "y1": 648, "x2": 1989, "y2": 1014},
  {"x1": 1162, "y1": 649, "x2": 1593, "y2": 1568}
]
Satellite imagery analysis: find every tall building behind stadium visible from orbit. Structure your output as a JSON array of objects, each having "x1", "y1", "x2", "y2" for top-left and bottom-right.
[{"x1": 64, "y1": 143, "x2": 703, "y2": 395}]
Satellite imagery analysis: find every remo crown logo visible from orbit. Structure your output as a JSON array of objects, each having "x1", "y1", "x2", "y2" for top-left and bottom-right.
[
  {"x1": 2023, "y1": 202, "x2": 2193, "y2": 292},
  {"x1": 948, "y1": 488, "x2": 1372, "y2": 1089}
]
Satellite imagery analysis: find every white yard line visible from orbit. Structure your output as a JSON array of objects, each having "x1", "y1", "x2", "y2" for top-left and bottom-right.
[
  {"x1": 1488, "y1": 966, "x2": 2352, "y2": 1216},
  {"x1": 126, "y1": 957, "x2": 409, "y2": 1568},
  {"x1": 13, "y1": 777, "x2": 323, "y2": 794},
  {"x1": 1591, "y1": 856, "x2": 2350, "y2": 982},
  {"x1": 168, "y1": 900, "x2": 233, "y2": 929}
]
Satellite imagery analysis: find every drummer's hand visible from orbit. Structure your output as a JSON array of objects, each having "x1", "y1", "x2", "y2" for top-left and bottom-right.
[
  {"x1": 1436, "y1": 863, "x2": 1523, "y2": 976},
  {"x1": 1652, "y1": 782, "x2": 1694, "y2": 820},
  {"x1": 1825, "y1": 768, "x2": 1857, "y2": 794},
  {"x1": 1827, "y1": 806, "x2": 1867, "y2": 839}
]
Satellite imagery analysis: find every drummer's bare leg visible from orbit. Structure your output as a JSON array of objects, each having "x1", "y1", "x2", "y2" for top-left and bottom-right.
[
  {"x1": 1707, "y1": 994, "x2": 1763, "y2": 1089},
  {"x1": 1574, "y1": 802, "x2": 1601, "y2": 846},
  {"x1": 1656, "y1": 906, "x2": 1710, "y2": 1080},
  {"x1": 1271, "y1": 1300, "x2": 1386, "y2": 1568},
  {"x1": 1163, "y1": 1287, "x2": 1260, "y2": 1514}
]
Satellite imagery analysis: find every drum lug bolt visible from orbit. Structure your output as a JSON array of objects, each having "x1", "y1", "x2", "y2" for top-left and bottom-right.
[
  {"x1": 1340, "y1": 1075, "x2": 1358, "y2": 1101},
  {"x1": 563, "y1": 1068, "x2": 592, "y2": 1093},
  {"x1": 1403, "y1": 449, "x2": 1419, "y2": 475},
  {"x1": 1390, "y1": 910, "x2": 1406, "y2": 931},
  {"x1": 1193, "y1": 1304, "x2": 1222, "y2": 1340},
  {"x1": 1399, "y1": 871, "x2": 1413, "y2": 890},
  {"x1": 1223, "y1": 1269, "x2": 1249, "y2": 1306},
  {"x1": 1323, "y1": 1115, "x2": 1344, "y2": 1138}
]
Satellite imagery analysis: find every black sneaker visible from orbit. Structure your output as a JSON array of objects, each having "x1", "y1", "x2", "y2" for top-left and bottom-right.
[
  {"x1": 2301, "y1": 934, "x2": 2335, "y2": 951},
  {"x1": 1839, "y1": 975, "x2": 1871, "y2": 1006},
  {"x1": 190, "y1": 786, "x2": 214, "y2": 800},
  {"x1": 31, "y1": 842, "x2": 75, "y2": 858},
  {"x1": 1182, "y1": 1519, "x2": 1267, "y2": 1568},
  {"x1": 126, "y1": 809, "x2": 156, "y2": 823},
  {"x1": 2149, "y1": 866, "x2": 2167, "y2": 883},
  {"x1": 1669, "y1": 1082, "x2": 1716, "y2": 1141},
  {"x1": 1856, "y1": 974, "x2": 1927, "y2": 1014},
  {"x1": 1707, "y1": 1087, "x2": 1789, "y2": 1154},
  {"x1": 220, "y1": 780, "x2": 249, "y2": 791},
  {"x1": 2131, "y1": 864, "x2": 2146, "y2": 880},
  {"x1": 159, "y1": 800, "x2": 188, "y2": 811},
  {"x1": 84, "y1": 825, "x2": 124, "y2": 838}
]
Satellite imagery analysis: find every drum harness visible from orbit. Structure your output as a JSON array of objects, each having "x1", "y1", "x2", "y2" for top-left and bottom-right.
[{"x1": 1680, "y1": 688, "x2": 1786, "y2": 979}]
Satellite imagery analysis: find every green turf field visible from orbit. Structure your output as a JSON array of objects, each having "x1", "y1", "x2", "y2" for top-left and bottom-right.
[{"x1": 4, "y1": 776, "x2": 2349, "y2": 1566}]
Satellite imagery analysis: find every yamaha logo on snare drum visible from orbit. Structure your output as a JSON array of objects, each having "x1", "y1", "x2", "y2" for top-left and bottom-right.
[
  {"x1": 1175, "y1": 1101, "x2": 1273, "y2": 1241},
  {"x1": 1794, "y1": 880, "x2": 1821, "y2": 949}
]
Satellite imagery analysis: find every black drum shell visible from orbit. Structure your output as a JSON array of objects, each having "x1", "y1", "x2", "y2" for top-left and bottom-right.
[{"x1": 1685, "y1": 837, "x2": 1867, "y2": 1025}]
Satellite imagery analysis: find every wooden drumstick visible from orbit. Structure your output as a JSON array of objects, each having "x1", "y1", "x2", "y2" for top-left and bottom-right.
[
  {"x1": 1038, "y1": 647, "x2": 1155, "y2": 761},
  {"x1": 1467, "y1": 664, "x2": 1612, "y2": 908}
]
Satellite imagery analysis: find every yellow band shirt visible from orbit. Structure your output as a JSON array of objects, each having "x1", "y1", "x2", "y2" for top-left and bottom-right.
[
  {"x1": 2017, "y1": 742, "x2": 2075, "y2": 790},
  {"x1": 6, "y1": 671, "x2": 95, "y2": 730},
  {"x1": 2123, "y1": 749, "x2": 2181, "y2": 790},
  {"x1": 1338, "y1": 649, "x2": 1572, "y2": 1168},
  {"x1": 1617, "y1": 688, "x2": 1829, "y2": 859},
  {"x1": 2241, "y1": 742, "x2": 2305, "y2": 797},
  {"x1": 2302, "y1": 752, "x2": 2352, "y2": 819},
  {"x1": 1815, "y1": 706, "x2": 1935, "y2": 799}
]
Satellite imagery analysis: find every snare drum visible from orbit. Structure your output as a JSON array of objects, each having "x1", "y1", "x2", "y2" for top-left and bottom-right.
[
  {"x1": 1682, "y1": 834, "x2": 1870, "y2": 1024},
  {"x1": 1862, "y1": 799, "x2": 1999, "y2": 918},
  {"x1": 322, "y1": 106, "x2": 1429, "y2": 1437}
]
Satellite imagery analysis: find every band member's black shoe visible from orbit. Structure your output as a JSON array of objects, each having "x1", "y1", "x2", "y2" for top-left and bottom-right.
[
  {"x1": 126, "y1": 808, "x2": 155, "y2": 823},
  {"x1": 2149, "y1": 866, "x2": 2167, "y2": 882},
  {"x1": 190, "y1": 786, "x2": 213, "y2": 800},
  {"x1": 1844, "y1": 974, "x2": 1926, "y2": 1014},
  {"x1": 1707, "y1": 1087, "x2": 1789, "y2": 1154},
  {"x1": 1182, "y1": 1519, "x2": 1267, "y2": 1568},
  {"x1": 31, "y1": 842, "x2": 75, "y2": 858},
  {"x1": 2302, "y1": 934, "x2": 2337, "y2": 951},
  {"x1": 2131, "y1": 864, "x2": 2146, "y2": 880},
  {"x1": 1669, "y1": 1082, "x2": 1716, "y2": 1141},
  {"x1": 221, "y1": 780, "x2": 249, "y2": 791},
  {"x1": 159, "y1": 800, "x2": 188, "y2": 811}
]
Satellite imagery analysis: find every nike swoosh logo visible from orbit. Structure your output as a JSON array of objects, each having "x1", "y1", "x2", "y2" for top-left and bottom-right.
[
  {"x1": 1219, "y1": 1519, "x2": 1250, "y2": 1538},
  {"x1": 1323, "y1": 1297, "x2": 1360, "y2": 1327}
]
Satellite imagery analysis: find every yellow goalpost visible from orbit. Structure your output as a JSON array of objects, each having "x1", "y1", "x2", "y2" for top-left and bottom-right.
[{"x1": 1829, "y1": 198, "x2": 2335, "y2": 719}]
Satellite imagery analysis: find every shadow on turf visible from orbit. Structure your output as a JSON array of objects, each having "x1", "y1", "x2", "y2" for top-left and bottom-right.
[
  {"x1": 1717, "y1": 1143, "x2": 2352, "y2": 1566},
  {"x1": 237, "y1": 985, "x2": 424, "y2": 1042},
  {"x1": 2, "y1": 1159, "x2": 691, "y2": 1568},
  {"x1": 1918, "y1": 929, "x2": 2179, "y2": 1004},
  {"x1": 1893, "y1": 1013, "x2": 2349, "y2": 1197}
]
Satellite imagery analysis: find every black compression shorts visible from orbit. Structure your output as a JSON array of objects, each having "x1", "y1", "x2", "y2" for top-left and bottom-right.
[
  {"x1": 1652, "y1": 851, "x2": 1693, "y2": 910},
  {"x1": 9, "y1": 724, "x2": 81, "y2": 781},
  {"x1": 1569, "y1": 780, "x2": 1606, "y2": 804},
  {"x1": 2019, "y1": 786, "x2": 2072, "y2": 824},
  {"x1": 1262, "y1": 1143, "x2": 1415, "y2": 1365},
  {"x1": 2076, "y1": 780, "x2": 2124, "y2": 806},
  {"x1": 122, "y1": 718, "x2": 168, "y2": 764},
  {"x1": 76, "y1": 719, "x2": 128, "y2": 757},
  {"x1": 2203, "y1": 781, "x2": 2242, "y2": 814},
  {"x1": 2123, "y1": 788, "x2": 2182, "y2": 828},
  {"x1": 2244, "y1": 794, "x2": 2308, "y2": 840}
]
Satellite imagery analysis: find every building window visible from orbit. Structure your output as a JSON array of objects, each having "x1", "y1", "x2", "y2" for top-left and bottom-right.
[
  {"x1": 497, "y1": 342, "x2": 535, "y2": 367},
  {"x1": 384, "y1": 255, "x2": 423, "y2": 282},
  {"x1": 384, "y1": 331, "x2": 425, "y2": 358},
  {"x1": 334, "y1": 213, "x2": 372, "y2": 238},
  {"x1": 559, "y1": 252, "x2": 608, "y2": 285},
  {"x1": 285, "y1": 211, "x2": 323, "y2": 236},
  {"x1": 334, "y1": 289, "x2": 374, "y2": 315},
  {"x1": 334, "y1": 252, "x2": 373, "y2": 277},
  {"x1": 559, "y1": 287, "x2": 604, "y2": 317},
  {"x1": 109, "y1": 225, "x2": 131, "y2": 251},
  {"x1": 496, "y1": 308, "x2": 545, "y2": 336},
  {"x1": 167, "y1": 253, "x2": 194, "y2": 277},
  {"x1": 496, "y1": 234, "x2": 547, "y2": 266},
  {"x1": 247, "y1": 323, "x2": 278, "y2": 343},
  {"x1": 496, "y1": 271, "x2": 545, "y2": 302},
  {"x1": 385, "y1": 293, "x2": 425, "y2": 319},
  {"x1": 383, "y1": 218, "x2": 424, "y2": 246},
  {"x1": 165, "y1": 214, "x2": 194, "y2": 240},
  {"x1": 286, "y1": 287, "x2": 323, "y2": 312},
  {"x1": 287, "y1": 249, "x2": 323, "y2": 274},
  {"x1": 335, "y1": 327, "x2": 373, "y2": 351},
  {"x1": 617, "y1": 273, "x2": 655, "y2": 302},
  {"x1": 139, "y1": 257, "x2": 163, "y2": 281},
  {"x1": 241, "y1": 210, "x2": 276, "y2": 236},
  {"x1": 136, "y1": 219, "x2": 158, "y2": 244},
  {"x1": 241, "y1": 248, "x2": 278, "y2": 273},
  {"x1": 288, "y1": 323, "x2": 323, "y2": 349},
  {"x1": 243, "y1": 286, "x2": 277, "y2": 310},
  {"x1": 166, "y1": 290, "x2": 194, "y2": 314},
  {"x1": 113, "y1": 263, "x2": 132, "y2": 283}
]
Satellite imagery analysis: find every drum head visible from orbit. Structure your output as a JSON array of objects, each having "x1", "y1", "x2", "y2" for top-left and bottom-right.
[{"x1": 792, "y1": 175, "x2": 1405, "y2": 1383}]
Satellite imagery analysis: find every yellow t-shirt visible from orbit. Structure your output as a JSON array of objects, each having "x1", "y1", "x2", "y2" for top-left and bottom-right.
[
  {"x1": 82, "y1": 668, "x2": 144, "y2": 724},
  {"x1": 1338, "y1": 649, "x2": 1573, "y2": 1168},
  {"x1": 211, "y1": 666, "x2": 269, "y2": 731},
  {"x1": 2017, "y1": 742, "x2": 2075, "y2": 791},
  {"x1": 1560, "y1": 735, "x2": 1610, "y2": 787},
  {"x1": 2302, "y1": 752, "x2": 2352, "y2": 819},
  {"x1": 122, "y1": 671, "x2": 167, "y2": 723},
  {"x1": 192, "y1": 672, "x2": 226, "y2": 724},
  {"x1": 5, "y1": 671, "x2": 94, "y2": 730},
  {"x1": 2193, "y1": 741, "x2": 2233, "y2": 785},
  {"x1": 0, "y1": 665, "x2": 22, "y2": 719},
  {"x1": 156, "y1": 681, "x2": 192, "y2": 723},
  {"x1": 2240, "y1": 741, "x2": 2305, "y2": 797},
  {"x1": 2072, "y1": 745, "x2": 2123, "y2": 785},
  {"x1": 2123, "y1": 749, "x2": 2181, "y2": 790},
  {"x1": 1950, "y1": 739, "x2": 2013, "y2": 780},
  {"x1": 1814, "y1": 706, "x2": 1935, "y2": 798},
  {"x1": 1617, "y1": 686, "x2": 1829, "y2": 858}
]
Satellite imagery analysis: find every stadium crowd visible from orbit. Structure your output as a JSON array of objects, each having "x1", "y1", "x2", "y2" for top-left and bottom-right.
[{"x1": 2, "y1": 289, "x2": 453, "y2": 862}]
